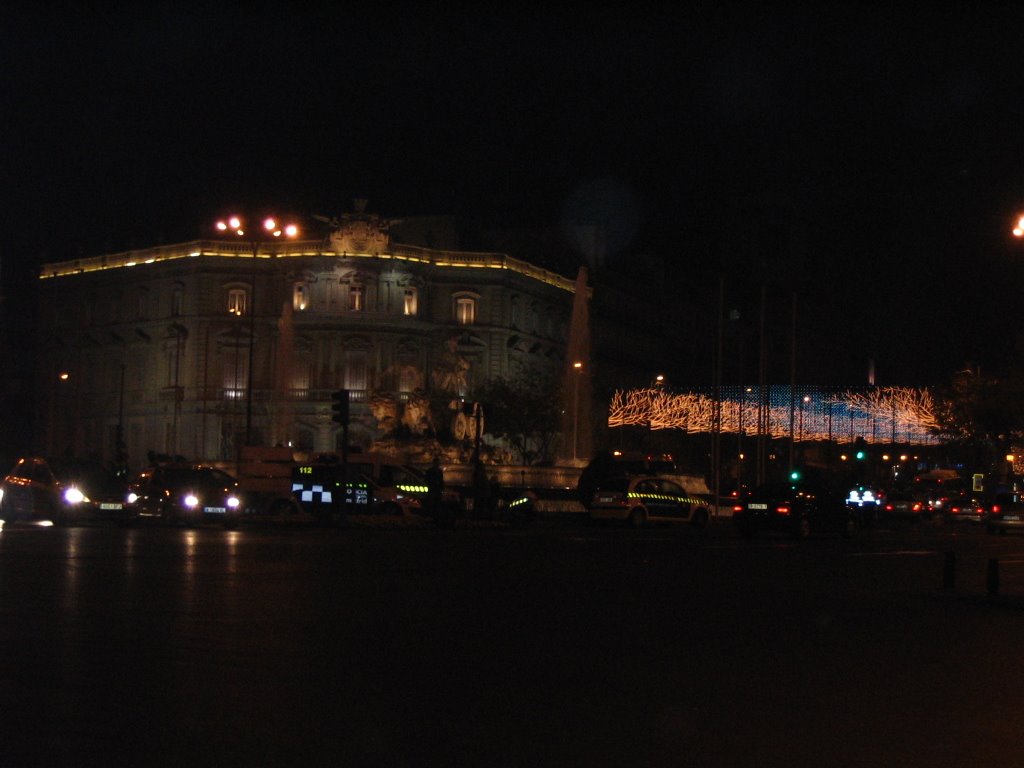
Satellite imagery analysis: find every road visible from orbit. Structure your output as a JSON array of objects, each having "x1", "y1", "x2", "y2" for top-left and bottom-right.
[{"x1": 1, "y1": 517, "x2": 1023, "y2": 767}]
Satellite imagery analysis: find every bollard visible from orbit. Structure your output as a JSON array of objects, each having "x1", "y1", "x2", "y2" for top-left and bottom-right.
[
  {"x1": 943, "y1": 550, "x2": 956, "y2": 590},
  {"x1": 987, "y1": 557, "x2": 1000, "y2": 598}
]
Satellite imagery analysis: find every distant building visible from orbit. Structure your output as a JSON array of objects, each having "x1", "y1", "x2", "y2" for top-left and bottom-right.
[{"x1": 35, "y1": 210, "x2": 580, "y2": 467}]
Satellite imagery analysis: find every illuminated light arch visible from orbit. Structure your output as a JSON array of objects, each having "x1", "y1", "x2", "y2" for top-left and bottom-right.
[{"x1": 608, "y1": 385, "x2": 941, "y2": 445}]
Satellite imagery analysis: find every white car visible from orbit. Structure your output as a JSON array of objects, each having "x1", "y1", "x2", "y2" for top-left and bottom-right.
[{"x1": 588, "y1": 475, "x2": 711, "y2": 528}]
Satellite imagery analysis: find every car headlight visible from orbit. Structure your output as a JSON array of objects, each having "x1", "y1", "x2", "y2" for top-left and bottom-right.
[
  {"x1": 184, "y1": 494, "x2": 200, "y2": 508},
  {"x1": 127, "y1": 492, "x2": 139, "y2": 504},
  {"x1": 64, "y1": 487, "x2": 87, "y2": 505},
  {"x1": 227, "y1": 496, "x2": 240, "y2": 508}
]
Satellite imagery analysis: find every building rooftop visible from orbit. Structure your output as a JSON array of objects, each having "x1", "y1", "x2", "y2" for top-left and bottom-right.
[{"x1": 39, "y1": 238, "x2": 579, "y2": 294}]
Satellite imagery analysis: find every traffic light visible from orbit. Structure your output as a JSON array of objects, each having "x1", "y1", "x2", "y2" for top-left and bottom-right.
[
  {"x1": 331, "y1": 389, "x2": 349, "y2": 426},
  {"x1": 854, "y1": 436, "x2": 867, "y2": 461}
]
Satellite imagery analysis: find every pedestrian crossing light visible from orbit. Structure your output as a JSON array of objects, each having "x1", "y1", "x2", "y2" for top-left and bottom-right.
[{"x1": 331, "y1": 389, "x2": 349, "y2": 426}]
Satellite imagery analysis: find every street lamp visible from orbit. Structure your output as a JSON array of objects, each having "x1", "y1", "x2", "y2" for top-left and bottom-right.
[
  {"x1": 215, "y1": 215, "x2": 300, "y2": 447},
  {"x1": 572, "y1": 361, "x2": 583, "y2": 462}
]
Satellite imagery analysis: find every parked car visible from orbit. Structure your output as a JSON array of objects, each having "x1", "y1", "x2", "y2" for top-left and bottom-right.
[
  {"x1": 0, "y1": 456, "x2": 133, "y2": 525},
  {"x1": 127, "y1": 463, "x2": 243, "y2": 527},
  {"x1": 986, "y1": 493, "x2": 1024, "y2": 535},
  {"x1": 576, "y1": 450, "x2": 685, "y2": 508},
  {"x1": 587, "y1": 475, "x2": 711, "y2": 528},
  {"x1": 733, "y1": 481, "x2": 855, "y2": 538}
]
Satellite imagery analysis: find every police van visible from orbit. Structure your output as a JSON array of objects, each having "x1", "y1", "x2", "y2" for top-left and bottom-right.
[{"x1": 290, "y1": 452, "x2": 461, "y2": 522}]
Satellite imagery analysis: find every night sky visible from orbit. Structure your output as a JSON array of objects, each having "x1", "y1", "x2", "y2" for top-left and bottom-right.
[{"x1": 4, "y1": 5, "x2": 1024, "y2": 388}]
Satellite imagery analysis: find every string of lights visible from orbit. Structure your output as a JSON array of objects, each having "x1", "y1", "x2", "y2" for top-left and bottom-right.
[{"x1": 608, "y1": 386, "x2": 941, "y2": 444}]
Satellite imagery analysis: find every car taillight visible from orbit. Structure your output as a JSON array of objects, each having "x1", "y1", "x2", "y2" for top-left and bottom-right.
[
  {"x1": 991, "y1": 505, "x2": 1001, "y2": 515},
  {"x1": 776, "y1": 505, "x2": 791, "y2": 515},
  {"x1": 912, "y1": 503, "x2": 922, "y2": 512},
  {"x1": 884, "y1": 503, "x2": 894, "y2": 511},
  {"x1": 732, "y1": 505, "x2": 743, "y2": 513}
]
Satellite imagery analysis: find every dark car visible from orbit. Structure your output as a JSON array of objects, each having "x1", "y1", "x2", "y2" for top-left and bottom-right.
[
  {"x1": 127, "y1": 464, "x2": 243, "y2": 527},
  {"x1": 913, "y1": 476, "x2": 968, "y2": 517},
  {"x1": 587, "y1": 475, "x2": 711, "y2": 528},
  {"x1": 878, "y1": 489, "x2": 930, "y2": 523},
  {"x1": 940, "y1": 492, "x2": 988, "y2": 524},
  {"x1": 733, "y1": 481, "x2": 855, "y2": 538},
  {"x1": 986, "y1": 493, "x2": 1024, "y2": 534},
  {"x1": 0, "y1": 456, "x2": 133, "y2": 525}
]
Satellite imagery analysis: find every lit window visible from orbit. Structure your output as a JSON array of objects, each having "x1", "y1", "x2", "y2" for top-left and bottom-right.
[
  {"x1": 455, "y1": 296, "x2": 476, "y2": 325},
  {"x1": 349, "y1": 286, "x2": 364, "y2": 312},
  {"x1": 293, "y1": 283, "x2": 307, "y2": 311},
  {"x1": 344, "y1": 350, "x2": 368, "y2": 390},
  {"x1": 399, "y1": 364, "x2": 420, "y2": 393},
  {"x1": 222, "y1": 344, "x2": 247, "y2": 399},
  {"x1": 403, "y1": 288, "x2": 418, "y2": 316},
  {"x1": 228, "y1": 288, "x2": 247, "y2": 317}
]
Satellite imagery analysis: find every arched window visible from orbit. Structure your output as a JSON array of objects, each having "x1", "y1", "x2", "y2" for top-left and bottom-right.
[
  {"x1": 342, "y1": 337, "x2": 371, "y2": 392},
  {"x1": 221, "y1": 339, "x2": 247, "y2": 400},
  {"x1": 345, "y1": 349, "x2": 368, "y2": 390},
  {"x1": 452, "y1": 291, "x2": 479, "y2": 325}
]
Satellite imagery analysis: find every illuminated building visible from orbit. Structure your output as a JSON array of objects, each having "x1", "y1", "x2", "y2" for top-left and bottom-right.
[{"x1": 35, "y1": 210, "x2": 579, "y2": 465}]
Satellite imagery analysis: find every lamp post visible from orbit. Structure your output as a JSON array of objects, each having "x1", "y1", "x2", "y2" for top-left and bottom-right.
[
  {"x1": 799, "y1": 394, "x2": 810, "y2": 442},
  {"x1": 572, "y1": 361, "x2": 583, "y2": 462},
  {"x1": 215, "y1": 215, "x2": 299, "y2": 447}
]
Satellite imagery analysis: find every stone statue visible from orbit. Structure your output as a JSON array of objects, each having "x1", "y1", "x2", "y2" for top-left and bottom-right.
[
  {"x1": 368, "y1": 392, "x2": 399, "y2": 436},
  {"x1": 432, "y1": 336, "x2": 470, "y2": 396},
  {"x1": 402, "y1": 389, "x2": 434, "y2": 435}
]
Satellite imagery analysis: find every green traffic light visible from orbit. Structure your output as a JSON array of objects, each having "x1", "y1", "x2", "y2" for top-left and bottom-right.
[
  {"x1": 856, "y1": 451, "x2": 866, "y2": 460},
  {"x1": 790, "y1": 470, "x2": 801, "y2": 481}
]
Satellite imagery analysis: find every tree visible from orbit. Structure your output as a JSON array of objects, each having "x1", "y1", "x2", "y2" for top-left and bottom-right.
[
  {"x1": 932, "y1": 364, "x2": 1024, "y2": 471},
  {"x1": 470, "y1": 375, "x2": 562, "y2": 464}
]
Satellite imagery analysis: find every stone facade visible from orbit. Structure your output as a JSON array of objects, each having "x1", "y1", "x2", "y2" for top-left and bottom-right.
[{"x1": 36, "y1": 212, "x2": 577, "y2": 469}]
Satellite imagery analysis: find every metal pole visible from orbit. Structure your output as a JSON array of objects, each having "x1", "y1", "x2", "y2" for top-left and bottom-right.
[
  {"x1": 573, "y1": 369, "x2": 579, "y2": 462},
  {"x1": 172, "y1": 326, "x2": 183, "y2": 456},
  {"x1": 757, "y1": 286, "x2": 767, "y2": 486},
  {"x1": 116, "y1": 362, "x2": 126, "y2": 472},
  {"x1": 788, "y1": 292, "x2": 796, "y2": 474},
  {"x1": 713, "y1": 277, "x2": 724, "y2": 515},
  {"x1": 245, "y1": 241, "x2": 257, "y2": 446}
]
